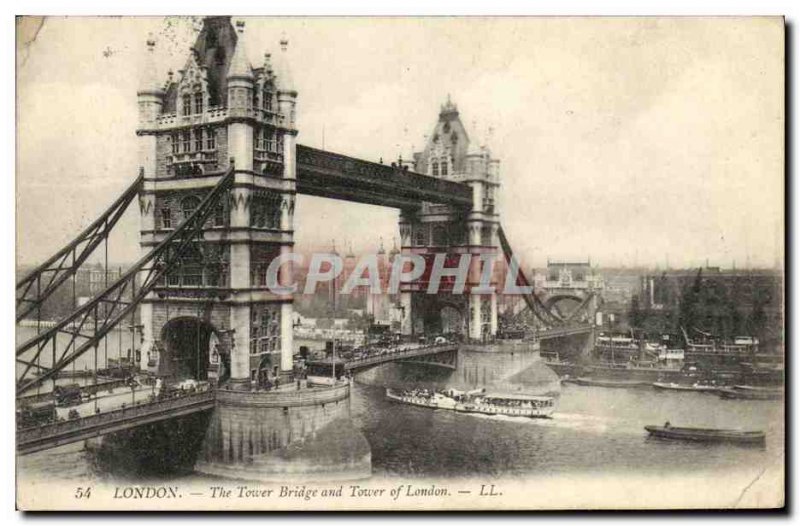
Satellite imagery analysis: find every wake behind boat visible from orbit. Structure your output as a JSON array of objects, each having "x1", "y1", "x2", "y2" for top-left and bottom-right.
[
  {"x1": 645, "y1": 424, "x2": 766, "y2": 445},
  {"x1": 386, "y1": 388, "x2": 556, "y2": 418}
]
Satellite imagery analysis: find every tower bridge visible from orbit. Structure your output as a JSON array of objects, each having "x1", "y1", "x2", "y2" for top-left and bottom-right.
[{"x1": 16, "y1": 17, "x2": 595, "y2": 476}]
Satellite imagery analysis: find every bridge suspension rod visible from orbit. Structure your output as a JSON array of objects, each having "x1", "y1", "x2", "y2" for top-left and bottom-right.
[
  {"x1": 496, "y1": 225, "x2": 563, "y2": 326},
  {"x1": 16, "y1": 168, "x2": 235, "y2": 395},
  {"x1": 16, "y1": 172, "x2": 144, "y2": 322},
  {"x1": 563, "y1": 292, "x2": 596, "y2": 323}
]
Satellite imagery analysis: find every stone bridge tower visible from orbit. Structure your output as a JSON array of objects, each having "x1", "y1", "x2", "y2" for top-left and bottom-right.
[
  {"x1": 398, "y1": 99, "x2": 501, "y2": 341},
  {"x1": 136, "y1": 17, "x2": 297, "y2": 390}
]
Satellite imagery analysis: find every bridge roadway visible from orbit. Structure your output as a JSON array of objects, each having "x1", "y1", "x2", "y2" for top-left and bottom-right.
[
  {"x1": 17, "y1": 389, "x2": 215, "y2": 456},
  {"x1": 344, "y1": 343, "x2": 460, "y2": 372},
  {"x1": 17, "y1": 335, "x2": 588, "y2": 455},
  {"x1": 537, "y1": 325, "x2": 594, "y2": 340}
]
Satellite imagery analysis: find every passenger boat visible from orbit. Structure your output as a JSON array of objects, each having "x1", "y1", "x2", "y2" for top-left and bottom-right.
[
  {"x1": 717, "y1": 387, "x2": 782, "y2": 400},
  {"x1": 644, "y1": 425, "x2": 766, "y2": 445},
  {"x1": 385, "y1": 388, "x2": 555, "y2": 418},
  {"x1": 652, "y1": 382, "x2": 721, "y2": 393},
  {"x1": 564, "y1": 377, "x2": 651, "y2": 388}
]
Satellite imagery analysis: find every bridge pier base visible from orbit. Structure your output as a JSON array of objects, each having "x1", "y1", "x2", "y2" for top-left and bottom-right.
[{"x1": 195, "y1": 384, "x2": 371, "y2": 482}]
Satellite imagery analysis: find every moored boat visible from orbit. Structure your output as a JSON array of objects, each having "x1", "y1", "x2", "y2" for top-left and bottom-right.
[
  {"x1": 386, "y1": 388, "x2": 555, "y2": 418},
  {"x1": 717, "y1": 387, "x2": 782, "y2": 400},
  {"x1": 733, "y1": 385, "x2": 783, "y2": 394},
  {"x1": 565, "y1": 377, "x2": 651, "y2": 388},
  {"x1": 652, "y1": 382, "x2": 721, "y2": 393},
  {"x1": 644, "y1": 425, "x2": 766, "y2": 445}
]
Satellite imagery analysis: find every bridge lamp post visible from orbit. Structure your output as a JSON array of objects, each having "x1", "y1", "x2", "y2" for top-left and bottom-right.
[
  {"x1": 128, "y1": 323, "x2": 144, "y2": 371},
  {"x1": 127, "y1": 323, "x2": 144, "y2": 406},
  {"x1": 219, "y1": 329, "x2": 236, "y2": 387}
]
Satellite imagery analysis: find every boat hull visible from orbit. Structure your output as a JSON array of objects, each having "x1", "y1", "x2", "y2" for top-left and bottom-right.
[
  {"x1": 565, "y1": 377, "x2": 651, "y2": 388},
  {"x1": 717, "y1": 388, "x2": 782, "y2": 400},
  {"x1": 644, "y1": 425, "x2": 766, "y2": 445},
  {"x1": 652, "y1": 382, "x2": 721, "y2": 393}
]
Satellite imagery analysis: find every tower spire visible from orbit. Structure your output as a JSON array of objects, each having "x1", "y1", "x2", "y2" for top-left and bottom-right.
[
  {"x1": 275, "y1": 34, "x2": 296, "y2": 94},
  {"x1": 138, "y1": 35, "x2": 163, "y2": 95},
  {"x1": 227, "y1": 20, "x2": 253, "y2": 80}
]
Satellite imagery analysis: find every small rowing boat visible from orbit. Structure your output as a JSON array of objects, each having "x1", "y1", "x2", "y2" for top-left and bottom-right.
[{"x1": 644, "y1": 425, "x2": 766, "y2": 445}]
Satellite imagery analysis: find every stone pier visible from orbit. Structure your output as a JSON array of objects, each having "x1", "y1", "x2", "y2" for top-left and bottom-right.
[{"x1": 195, "y1": 383, "x2": 371, "y2": 481}]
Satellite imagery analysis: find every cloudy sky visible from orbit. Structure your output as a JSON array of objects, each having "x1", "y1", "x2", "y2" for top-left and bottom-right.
[{"x1": 16, "y1": 16, "x2": 783, "y2": 269}]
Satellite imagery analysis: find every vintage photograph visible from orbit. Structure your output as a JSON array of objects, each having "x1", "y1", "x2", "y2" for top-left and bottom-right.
[{"x1": 15, "y1": 16, "x2": 784, "y2": 510}]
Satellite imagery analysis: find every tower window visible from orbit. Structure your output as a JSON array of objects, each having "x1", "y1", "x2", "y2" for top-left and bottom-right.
[
  {"x1": 161, "y1": 208, "x2": 172, "y2": 229},
  {"x1": 182, "y1": 94, "x2": 192, "y2": 116},
  {"x1": 206, "y1": 128, "x2": 216, "y2": 150},
  {"x1": 415, "y1": 229, "x2": 426, "y2": 246},
  {"x1": 263, "y1": 90, "x2": 273, "y2": 112},
  {"x1": 181, "y1": 131, "x2": 191, "y2": 153},
  {"x1": 194, "y1": 92, "x2": 203, "y2": 114},
  {"x1": 181, "y1": 195, "x2": 201, "y2": 220},
  {"x1": 212, "y1": 202, "x2": 225, "y2": 227}
]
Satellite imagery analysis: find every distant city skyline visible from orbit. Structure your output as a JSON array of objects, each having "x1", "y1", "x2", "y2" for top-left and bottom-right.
[{"x1": 17, "y1": 17, "x2": 784, "y2": 271}]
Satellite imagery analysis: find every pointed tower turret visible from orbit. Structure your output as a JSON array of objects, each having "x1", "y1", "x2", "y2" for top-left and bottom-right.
[
  {"x1": 137, "y1": 36, "x2": 164, "y2": 127},
  {"x1": 226, "y1": 20, "x2": 255, "y2": 172},
  {"x1": 274, "y1": 37, "x2": 296, "y2": 95},
  {"x1": 228, "y1": 20, "x2": 253, "y2": 81}
]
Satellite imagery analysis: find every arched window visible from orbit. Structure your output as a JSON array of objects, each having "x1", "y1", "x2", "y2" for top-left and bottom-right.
[
  {"x1": 441, "y1": 159, "x2": 449, "y2": 176},
  {"x1": 432, "y1": 161, "x2": 439, "y2": 176},
  {"x1": 182, "y1": 94, "x2": 192, "y2": 116},
  {"x1": 181, "y1": 195, "x2": 201, "y2": 220}
]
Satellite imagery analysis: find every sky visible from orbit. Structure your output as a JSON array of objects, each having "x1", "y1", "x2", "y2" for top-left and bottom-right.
[{"x1": 16, "y1": 16, "x2": 784, "y2": 270}]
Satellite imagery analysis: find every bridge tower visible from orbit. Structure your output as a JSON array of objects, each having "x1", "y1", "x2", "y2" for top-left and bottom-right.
[
  {"x1": 136, "y1": 17, "x2": 297, "y2": 390},
  {"x1": 398, "y1": 99, "x2": 501, "y2": 341}
]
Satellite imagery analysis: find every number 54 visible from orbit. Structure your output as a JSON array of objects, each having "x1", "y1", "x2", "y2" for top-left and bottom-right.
[{"x1": 74, "y1": 487, "x2": 92, "y2": 499}]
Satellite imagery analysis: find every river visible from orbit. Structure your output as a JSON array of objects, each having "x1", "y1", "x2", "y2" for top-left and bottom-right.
[{"x1": 17, "y1": 341, "x2": 783, "y2": 488}]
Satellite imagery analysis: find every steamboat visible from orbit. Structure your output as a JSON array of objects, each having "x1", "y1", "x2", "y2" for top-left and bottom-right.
[{"x1": 386, "y1": 387, "x2": 556, "y2": 418}]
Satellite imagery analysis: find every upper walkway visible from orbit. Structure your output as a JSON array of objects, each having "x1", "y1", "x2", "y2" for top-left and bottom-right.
[{"x1": 296, "y1": 145, "x2": 473, "y2": 209}]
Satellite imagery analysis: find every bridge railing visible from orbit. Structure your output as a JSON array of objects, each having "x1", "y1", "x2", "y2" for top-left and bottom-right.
[
  {"x1": 17, "y1": 389, "x2": 215, "y2": 446},
  {"x1": 345, "y1": 343, "x2": 458, "y2": 369}
]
